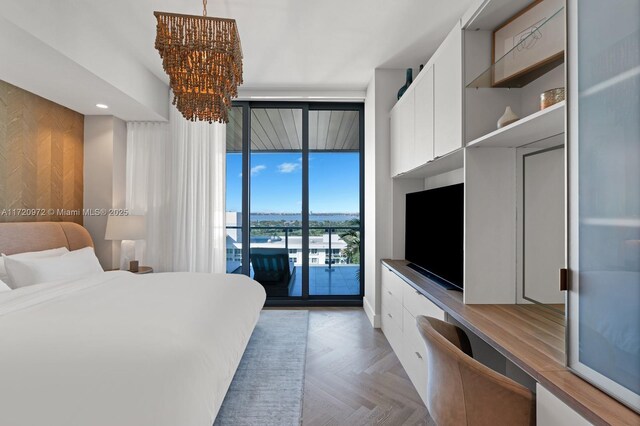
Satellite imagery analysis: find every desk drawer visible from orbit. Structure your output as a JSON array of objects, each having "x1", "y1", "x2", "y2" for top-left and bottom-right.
[
  {"x1": 403, "y1": 284, "x2": 446, "y2": 320},
  {"x1": 382, "y1": 303, "x2": 403, "y2": 357},
  {"x1": 381, "y1": 265, "x2": 405, "y2": 305},
  {"x1": 381, "y1": 290, "x2": 403, "y2": 332},
  {"x1": 403, "y1": 308, "x2": 428, "y2": 404}
]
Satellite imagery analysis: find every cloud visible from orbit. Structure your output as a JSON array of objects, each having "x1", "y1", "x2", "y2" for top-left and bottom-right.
[
  {"x1": 250, "y1": 165, "x2": 267, "y2": 176},
  {"x1": 278, "y1": 162, "x2": 301, "y2": 173}
]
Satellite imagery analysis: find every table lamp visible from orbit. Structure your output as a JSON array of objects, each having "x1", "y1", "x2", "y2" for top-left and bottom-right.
[{"x1": 105, "y1": 215, "x2": 146, "y2": 271}]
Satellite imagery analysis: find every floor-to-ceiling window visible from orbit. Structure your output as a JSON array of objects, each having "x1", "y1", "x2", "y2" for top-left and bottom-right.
[
  {"x1": 307, "y1": 109, "x2": 361, "y2": 296},
  {"x1": 225, "y1": 106, "x2": 244, "y2": 274},
  {"x1": 225, "y1": 102, "x2": 364, "y2": 304}
]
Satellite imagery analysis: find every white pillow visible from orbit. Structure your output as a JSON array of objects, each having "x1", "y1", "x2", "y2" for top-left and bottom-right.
[
  {"x1": 0, "y1": 247, "x2": 69, "y2": 286},
  {"x1": 0, "y1": 279, "x2": 10, "y2": 292},
  {"x1": 3, "y1": 247, "x2": 103, "y2": 289}
]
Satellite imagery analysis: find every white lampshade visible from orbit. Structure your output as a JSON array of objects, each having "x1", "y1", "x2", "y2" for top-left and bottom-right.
[{"x1": 105, "y1": 215, "x2": 146, "y2": 241}]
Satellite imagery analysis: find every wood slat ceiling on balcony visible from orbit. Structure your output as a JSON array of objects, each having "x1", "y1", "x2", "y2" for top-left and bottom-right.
[{"x1": 226, "y1": 108, "x2": 359, "y2": 152}]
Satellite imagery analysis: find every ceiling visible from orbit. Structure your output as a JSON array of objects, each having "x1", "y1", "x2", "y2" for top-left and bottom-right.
[
  {"x1": 227, "y1": 107, "x2": 360, "y2": 152},
  {"x1": 0, "y1": 0, "x2": 474, "y2": 120},
  {"x1": 93, "y1": 0, "x2": 473, "y2": 90}
]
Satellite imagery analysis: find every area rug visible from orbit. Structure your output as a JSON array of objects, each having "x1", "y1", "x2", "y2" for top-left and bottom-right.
[{"x1": 214, "y1": 310, "x2": 309, "y2": 426}]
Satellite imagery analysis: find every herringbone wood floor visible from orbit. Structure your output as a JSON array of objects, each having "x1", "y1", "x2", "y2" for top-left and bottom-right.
[{"x1": 273, "y1": 307, "x2": 434, "y2": 426}]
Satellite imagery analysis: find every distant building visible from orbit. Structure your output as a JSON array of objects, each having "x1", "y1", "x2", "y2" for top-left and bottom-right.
[{"x1": 225, "y1": 211, "x2": 351, "y2": 273}]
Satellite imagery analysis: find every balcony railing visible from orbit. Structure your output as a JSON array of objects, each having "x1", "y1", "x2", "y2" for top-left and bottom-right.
[{"x1": 226, "y1": 225, "x2": 360, "y2": 269}]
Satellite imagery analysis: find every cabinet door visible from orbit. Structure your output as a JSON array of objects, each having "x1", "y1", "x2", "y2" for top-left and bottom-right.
[
  {"x1": 414, "y1": 65, "x2": 434, "y2": 166},
  {"x1": 390, "y1": 90, "x2": 416, "y2": 177},
  {"x1": 434, "y1": 23, "x2": 462, "y2": 158},
  {"x1": 567, "y1": 0, "x2": 640, "y2": 411},
  {"x1": 536, "y1": 384, "x2": 591, "y2": 426},
  {"x1": 390, "y1": 106, "x2": 403, "y2": 177},
  {"x1": 400, "y1": 89, "x2": 416, "y2": 173}
]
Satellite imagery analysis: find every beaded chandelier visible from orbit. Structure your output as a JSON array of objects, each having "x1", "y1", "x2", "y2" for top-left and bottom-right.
[{"x1": 154, "y1": 0, "x2": 243, "y2": 123}]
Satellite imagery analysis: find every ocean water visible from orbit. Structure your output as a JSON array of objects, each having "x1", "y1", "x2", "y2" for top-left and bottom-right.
[{"x1": 250, "y1": 213, "x2": 359, "y2": 222}]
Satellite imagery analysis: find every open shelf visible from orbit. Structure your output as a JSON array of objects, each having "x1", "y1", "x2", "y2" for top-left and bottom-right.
[
  {"x1": 467, "y1": 7, "x2": 564, "y2": 89},
  {"x1": 467, "y1": 101, "x2": 564, "y2": 148},
  {"x1": 396, "y1": 148, "x2": 464, "y2": 179}
]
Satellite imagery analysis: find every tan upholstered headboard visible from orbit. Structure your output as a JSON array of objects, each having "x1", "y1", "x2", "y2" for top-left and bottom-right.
[{"x1": 0, "y1": 222, "x2": 93, "y2": 255}]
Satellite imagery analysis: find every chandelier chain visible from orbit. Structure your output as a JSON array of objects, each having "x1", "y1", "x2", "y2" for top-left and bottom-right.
[{"x1": 203, "y1": 0, "x2": 207, "y2": 16}]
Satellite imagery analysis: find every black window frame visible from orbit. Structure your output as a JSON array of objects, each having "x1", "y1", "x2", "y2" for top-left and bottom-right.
[{"x1": 228, "y1": 101, "x2": 365, "y2": 306}]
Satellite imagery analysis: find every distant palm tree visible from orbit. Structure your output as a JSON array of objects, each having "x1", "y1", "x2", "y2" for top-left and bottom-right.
[{"x1": 339, "y1": 219, "x2": 360, "y2": 281}]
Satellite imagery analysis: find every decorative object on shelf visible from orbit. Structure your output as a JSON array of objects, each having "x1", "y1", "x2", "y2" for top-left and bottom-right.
[
  {"x1": 540, "y1": 87, "x2": 565, "y2": 110},
  {"x1": 492, "y1": 0, "x2": 564, "y2": 87},
  {"x1": 397, "y1": 68, "x2": 413, "y2": 100},
  {"x1": 497, "y1": 106, "x2": 519, "y2": 129},
  {"x1": 154, "y1": 0, "x2": 243, "y2": 124},
  {"x1": 419, "y1": 64, "x2": 424, "y2": 72}
]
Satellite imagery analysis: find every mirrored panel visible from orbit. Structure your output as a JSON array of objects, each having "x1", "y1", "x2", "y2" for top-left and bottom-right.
[{"x1": 520, "y1": 144, "x2": 566, "y2": 313}]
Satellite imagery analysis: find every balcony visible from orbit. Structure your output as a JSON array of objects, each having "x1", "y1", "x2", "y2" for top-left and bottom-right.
[{"x1": 226, "y1": 225, "x2": 361, "y2": 296}]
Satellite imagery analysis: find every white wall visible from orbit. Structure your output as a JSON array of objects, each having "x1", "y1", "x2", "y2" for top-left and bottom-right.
[
  {"x1": 84, "y1": 116, "x2": 127, "y2": 270},
  {"x1": 364, "y1": 68, "x2": 405, "y2": 327}
]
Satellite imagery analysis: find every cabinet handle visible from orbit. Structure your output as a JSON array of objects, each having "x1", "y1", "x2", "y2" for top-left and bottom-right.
[
  {"x1": 387, "y1": 313, "x2": 393, "y2": 318},
  {"x1": 388, "y1": 290, "x2": 393, "y2": 296},
  {"x1": 415, "y1": 352, "x2": 423, "y2": 360},
  {"x1": 560, "y1": 268, "x2": 568, "y2": 291}
]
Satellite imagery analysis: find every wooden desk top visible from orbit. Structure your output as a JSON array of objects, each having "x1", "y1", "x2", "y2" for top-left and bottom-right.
[{"x1": 382, "y1": 259, "x2": 639, "y2": 426}]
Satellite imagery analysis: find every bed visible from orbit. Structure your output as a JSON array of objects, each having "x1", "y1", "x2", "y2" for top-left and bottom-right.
[{"x1": 0, "y1": 222, "x2": 266, "y2": 426}]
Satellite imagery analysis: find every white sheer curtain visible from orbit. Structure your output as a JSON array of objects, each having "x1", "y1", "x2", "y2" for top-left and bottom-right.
[{"x1": 126, "y1": 105, "x2": 226, "y2": 273}]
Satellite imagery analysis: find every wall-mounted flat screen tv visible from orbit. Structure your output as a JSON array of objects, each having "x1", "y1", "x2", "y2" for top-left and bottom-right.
[{"x1": 405, "y1": 183, "x2": 464, "y2": 291}]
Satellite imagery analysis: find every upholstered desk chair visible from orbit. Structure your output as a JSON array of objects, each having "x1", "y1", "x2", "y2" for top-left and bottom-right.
[{"x1": 416, "y1": 316, "x2": 536, "y2": 426}]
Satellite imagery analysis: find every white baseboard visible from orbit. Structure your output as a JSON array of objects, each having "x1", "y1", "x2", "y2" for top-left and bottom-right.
[{"x1": 363, "y1": 297, "x2": 380, "y2": 328}]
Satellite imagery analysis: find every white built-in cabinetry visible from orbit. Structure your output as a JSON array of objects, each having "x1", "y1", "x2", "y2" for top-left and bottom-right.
[
  {"x1": 389, "y1": 90, "x2": 415, "y2": 177},
  {"x1": 381, "y1": 265, "x2": 445, "y2": 404},
  {"x1": 413, "y1": 66, "x2": 434, "y2": 167},
  {"x1": 433, "y1": 24, "x2": 462, "y2": 158},
  {"x1": 390, "y1": 22, "x2": 462, "y2": 178},
  {"x1": 378, "y1": 0, "x2": 638, "y2": 423},
  {"x1": 536, "y1": 384, "x2": 592, "y2": 426}
]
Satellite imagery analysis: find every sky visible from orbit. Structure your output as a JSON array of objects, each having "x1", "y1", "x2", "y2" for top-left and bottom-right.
[{"x1": 226, "y1": 152, "x2": 360, "y2": 213}]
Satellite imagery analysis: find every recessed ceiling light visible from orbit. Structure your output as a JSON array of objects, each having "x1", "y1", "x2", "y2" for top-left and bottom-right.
[{"x1": 96, "y1": 103, "x2": 109, "y2": 109}]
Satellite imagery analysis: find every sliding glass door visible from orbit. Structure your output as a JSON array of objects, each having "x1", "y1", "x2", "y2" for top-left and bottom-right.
[
  {"x1": 249, "y1": 107, "x2": 304, "y2": 298},
  {"x1": 308, "y1": 109, "x2": 361, "y2": 296},
  {"x1": 226, "y1": 102, "x2": 364, "y2": 302},
  {"x1": 225, "y1": 106, "x2": 244, "y2": 274}
]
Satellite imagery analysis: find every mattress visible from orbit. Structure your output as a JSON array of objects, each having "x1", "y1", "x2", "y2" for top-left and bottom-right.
[{"x1": 0, "y1": 271, "x2": 266, "y2": 426}]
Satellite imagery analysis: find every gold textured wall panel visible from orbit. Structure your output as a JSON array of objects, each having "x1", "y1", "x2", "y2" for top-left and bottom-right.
[{"x1": 0, "y1": 80, "x2": 84, "y2": 224}]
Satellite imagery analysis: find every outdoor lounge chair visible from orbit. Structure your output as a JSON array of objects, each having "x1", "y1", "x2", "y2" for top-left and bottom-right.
[{"x1": 250, "y1": 248, "x2": 296, "y2": 297}]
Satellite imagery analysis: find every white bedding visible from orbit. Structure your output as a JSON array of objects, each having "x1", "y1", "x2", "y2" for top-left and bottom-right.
[{"x1": 0, "y1": 271, "x2": 266, "y2": 426}]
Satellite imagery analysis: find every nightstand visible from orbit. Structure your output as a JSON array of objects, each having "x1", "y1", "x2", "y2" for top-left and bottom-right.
[{"x1": 133, "y1": 266, "x2": 153, "y2": 274}]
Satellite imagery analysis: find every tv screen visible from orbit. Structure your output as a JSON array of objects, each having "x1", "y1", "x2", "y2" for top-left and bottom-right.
[{"x1": 405, "y1": 184, "x2": 464, "y2": 290}]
